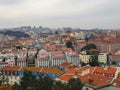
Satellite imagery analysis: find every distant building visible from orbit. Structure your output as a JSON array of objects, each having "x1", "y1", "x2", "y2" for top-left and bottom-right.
[
  {"x1": 0, "y1": 62, "x2": 8, "y2": 68},
  {"x1": 80, "y1": 53, "x2": 108, "y2": 64},
  {"x1": 66, "y1": 52, "x2": 80, "y2": 65},
  {"x1": 16, "y1": 52, "x2": 27, "y2": 66},
  {"x1": 36, "y1": 49, "x2": 50, "y2": 67},
  {"x1": 51, "y1": 51, "x2": 66, "y2": 67},
  {"x1": 69, "y1": 31, "x2": 86, "y2": 40},
  {"x1": 74, "y1": 36, "x2": 120, "y2": 53}
]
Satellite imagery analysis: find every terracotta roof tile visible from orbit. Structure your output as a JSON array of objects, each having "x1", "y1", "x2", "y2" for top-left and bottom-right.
[
  {"x1": 41, "y1": 68, "x2": 63, "y2": 74},
  {"x1": 60, "y1": 62, "x2": 71, "y2": 68}
]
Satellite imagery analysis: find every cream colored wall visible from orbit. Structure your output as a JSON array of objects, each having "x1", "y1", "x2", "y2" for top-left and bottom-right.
[
  {"x1": 0, "y1": 75, "x2": 20, "y2": 85},
  {"x1": 80, "y1": 53, "x2": 107, "y2": 64}
]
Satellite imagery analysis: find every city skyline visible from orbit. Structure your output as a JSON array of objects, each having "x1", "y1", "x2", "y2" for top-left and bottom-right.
[{"x1": 0, "y1": 0, "x2": 120, "y2": 29}]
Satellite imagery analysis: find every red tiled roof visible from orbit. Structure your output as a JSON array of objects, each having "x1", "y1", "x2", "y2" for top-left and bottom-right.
[
  {"x1": 94, "y1": 66, "x2": 117, "y2": 75},
  {"x1": 0, "y1": 62, "x2": 8, "y2": 64},
  {"x1": 1, "y1": 66, "x2": 63, "y2": 74},
  {"x1": 1, "y1": 66, "x2": 21, "y2": 71},
  {"x1": 58, "y1": 74, "x2": 74, "y2": 81},
  {"x1": 53, "y1": 55, "x2": 65, "y2": 58},
  {"x1": 57, "y1": 66, "x2": 116, "y2": 87},
  {"x1": 41, "y1": 68, "x2": 63, "y2": 74},
  {"x1": 60, "y1": 62, "x2": 71, "y2": 68},
  {"x1": 52, "y1": 51, "x2": 63, "y2": 54},
  {"x1": 79, "y1": 74, "x2": 112, "y2": 87}
]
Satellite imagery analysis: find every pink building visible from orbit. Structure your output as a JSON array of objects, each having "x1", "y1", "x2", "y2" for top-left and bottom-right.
[
  {"x1": 75, "y1": 36, "x2": 120, "y2": 53},
  {"x1": 43, "y1": 44, "x2": 56, "y2": 51}
]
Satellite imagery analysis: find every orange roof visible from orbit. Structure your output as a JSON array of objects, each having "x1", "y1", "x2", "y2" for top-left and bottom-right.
[
  {"x1": 57, "y1": 66, "x2": 116, "y2": 87},
  {"x1": 79, "y1": 74, "x2": 112, "y2": 87},
  {"x1": 1, "y1": 66, "x2": 63, "y2": 74},
  {"x1": 0, "y1": 62, "x2": 8, "y2": 64},
  {"x1": 53, "y1": 55, "x2": 65, "y2": 58},
  {"x1": 66, "y1": 68, "x2": 77, "y2": 74},
  {"x1": 1, "y1": 66, "x2": 21, "y2": 71},
  {"x1": 112, "y1": 54, "x2": 120, "y2": 56},
  {"x1": 52, "y1": 51, "x2": 63, "y2": 54},
  {"x1": 58, "y1": 73, "x2": 112, "y2": 87},
  {"x1": 62, "y1": 48, "x2": 72, "y2": 52},
  {"x1": 88, "y1": 49, "x2": 99, "y2": 52},
  {"x1": 60, "y1": 62, "x2": 71, "y2": 68},
  {"x1": 94, "y1": 66, "x2": 117, "y2": 74},
  {"x1": 21, "y1": 67, "x2": 42, "y2": 72},
  {"x1": 41, "y1": 68, "x2": 63, "y2": 74},
  {"x1": 58, "y1": 74, "x2": 74, "y2": 81}
]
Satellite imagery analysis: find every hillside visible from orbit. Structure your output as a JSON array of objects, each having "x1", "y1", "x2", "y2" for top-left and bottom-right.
[{"x1": 0, "y1": 30, "x2": 30, "y2": 38}]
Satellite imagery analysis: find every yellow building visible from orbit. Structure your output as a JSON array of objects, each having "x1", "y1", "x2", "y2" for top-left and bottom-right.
[{"x1": 80, "y1": 53, "x2": 108, "y2": 64}]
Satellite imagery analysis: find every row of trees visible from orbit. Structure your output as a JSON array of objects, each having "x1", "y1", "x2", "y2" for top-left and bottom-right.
[{"x1": 12, "y1": 71, "x2": 83, "y2": 90}]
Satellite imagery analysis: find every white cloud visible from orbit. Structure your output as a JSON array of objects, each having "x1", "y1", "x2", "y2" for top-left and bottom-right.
[{"x1": 0, "y1": 0, "x2": 120, "y2": 29}]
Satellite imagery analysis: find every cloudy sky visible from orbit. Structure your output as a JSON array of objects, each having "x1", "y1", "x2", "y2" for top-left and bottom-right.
[{"x1": 0, "y1": 0, "x2": 120, "y2": 29}]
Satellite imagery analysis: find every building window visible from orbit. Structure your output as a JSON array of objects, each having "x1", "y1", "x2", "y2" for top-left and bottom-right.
[
  {"x1": 11, "y1": 76, "x2": 12, "y2": 79},
  {"x1": 7, "y1": 71, "x2": 9, "y2": 75},
  {"x1": 15, "y1": 76, "x2": 17, "y2": 79}
]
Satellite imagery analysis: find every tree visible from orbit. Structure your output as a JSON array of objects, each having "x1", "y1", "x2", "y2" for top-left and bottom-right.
[
  {"x1": 53, "y1": 81, "x2": 67, "y2": 90},
  {"x1": 26, "y1": 52, "x2": 28, "y2": 64},
  {"x1": 81, "y1": 43, "x2": 96, "y2": 52},
  {"x1": 34, "y1": 77, "x2": 54, "y2": 90},
  {"x1": 35, "y1": 48, "x2": 39, "y2": 59},
  {"x1": 65, "y1": 41, "x2": 73, "y2": 48},
  {"x1": 12, "y1": 83, "x2": 22, "y2": 90},
  {"x1": 89, "y1": 54, "x2": 99, "y2": 66},
  {"x1": 67, "y1": 78, "x2": 83, "y2": 90},
  {"x1": 19, "y1": 71, "x2": 36, "y2": 90},
  {"x1": 13, "y1": 71, "x2": 54, "y2": 90},
  {"x1": 15, "y1": 55, "x2": 17, "y2": 66}
]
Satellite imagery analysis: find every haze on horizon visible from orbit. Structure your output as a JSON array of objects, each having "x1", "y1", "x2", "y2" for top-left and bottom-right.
[{"x1": 0, "y1": 0, "x2": 120, "y2": 29}]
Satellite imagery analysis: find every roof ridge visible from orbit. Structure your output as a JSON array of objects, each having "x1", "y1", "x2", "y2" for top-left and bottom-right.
[
  {"x1": 39, "y1": 67, "x2": 43, "y2": 72},
  {"x1": 92, "y1": 66, "x2": 97, "y2": 74},
  {"x1": 18, "y1": 66, "x2": 22, "y2": 71},
  {"x1": 111, "y1": 67, "x2": 119, "y2": 83}
]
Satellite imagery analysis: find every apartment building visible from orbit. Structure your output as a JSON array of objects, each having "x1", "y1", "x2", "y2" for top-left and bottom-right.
[
  {"x1": 51, "y1": 51, "x2": 66, "y2": 67},
  {"x1": 0, "y1": 66, "x2": 63, "y2": 85},
  {"x1": 80, "y1": 53, "x2": 108, "y2": 64}
]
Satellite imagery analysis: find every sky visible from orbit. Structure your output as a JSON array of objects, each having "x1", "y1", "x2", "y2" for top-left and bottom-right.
[{"x1": 0, "y1": 0, "x2": 120, "y2": 29}]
